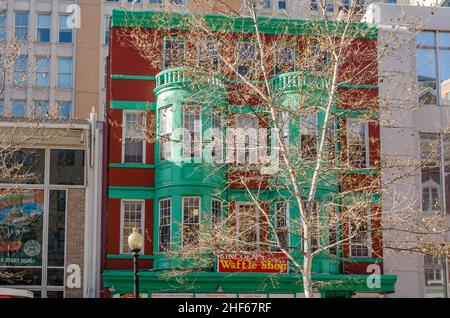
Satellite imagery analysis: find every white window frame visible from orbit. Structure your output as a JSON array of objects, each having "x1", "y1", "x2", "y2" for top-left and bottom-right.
[
  {"x1": 346, "y1": 118, "x2": 370, "y2": 169},
  {"x1": 120, "y1": 199, "x2": 145, "y2": 254},
  {"x1": 122, "y1": 111, "x2": 146, "y2": 164},
  {"x1": 158, "y1": 198, "x2": 172, "y2": 253},
  {"x1": 182, "y1": 196, "x2": 201, "y2": 246},
  {"x1": 275, "y1": 201, "x2": 290, "y2": 249},
  {"x1": 349, "y1": 207, "x2": 372, "y2": 258},
  {"x1": 236, "y1": 202, "x2": 260, "y2": 250},
  {"x1": 424, "y1": 254, "x2": 444, "y2": 285},
  {"x1": 182, "y1": 105, "x2": 202, "y2": 160},
  {"x1": 159, "y1": 106, "x2": 173, "y2": 161}
]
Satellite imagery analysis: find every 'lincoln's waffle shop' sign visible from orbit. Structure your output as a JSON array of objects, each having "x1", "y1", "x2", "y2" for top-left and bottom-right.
[{"x1": 217, "y1": 253, "x2": 288, "y2": 273}]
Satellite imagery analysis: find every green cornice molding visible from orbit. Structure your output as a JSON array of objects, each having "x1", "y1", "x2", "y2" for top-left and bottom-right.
[
  {"x1": 109, "y1": 186, "x2": 155, "y2": 199},
  {"x1": 111, "y1": 74, "x2": 156, "y2": 81},
  {"x1": 111, "y1": 10, "x2": 378, "y2": 39},
  {"x1": 109, "y1": 163, "x2": 156, "y2": 168},
  {"x1": 110, "y1": 100, "x2": 156, "y2": 111}
]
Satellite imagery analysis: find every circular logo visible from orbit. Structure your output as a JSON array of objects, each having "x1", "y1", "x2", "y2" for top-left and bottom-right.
[{"x1": 23, "y1": 240, "x2": 41, "y2": 257}]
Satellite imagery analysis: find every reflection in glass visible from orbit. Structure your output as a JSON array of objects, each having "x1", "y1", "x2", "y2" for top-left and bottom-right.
[
  {"x1": 47, "y1": 268, "x2": 64, "y2": 286},
  {"x1": 439, "y1": 50, "x2": 450, "y2": 105},
  {"x1": 0, "y1": 268, "x2": 42, "y2": 285},
  {"x1": 417, "y1": 48, "x2": 437, "y2": 104},
  {"x1": 50, "y1": 149, "x2": 85, "y2": 185},
  {"x1": 47, "y1": 190, "x2": 66, "y2": 267}
]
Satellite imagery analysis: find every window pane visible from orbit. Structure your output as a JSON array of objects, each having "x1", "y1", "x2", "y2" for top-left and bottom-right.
[
  {"x1": 300, "y1": 113, "x2": 317, "y2": 159},
  {"x1": 50, "y1": 149, "x2": 85, "y2": 185},
  {"x1": 0, "y1": 11, "x2": 6, "y2": 41},
  {"x1": 121, "y1": 201, "x2": 143, "y2": 253},
  {"x1": 48, "y1": 190, "x2": 66, "y2": 267},
  {"x1": 420, "y1": 134, "x2": 441, "y2": 212},
  {"x1": 37, "y1": 14, "x2": 51, "y2": 42},
  {"x1": 347, "y1": 119, "x2": 368, "y2": 168},
  {"x1": 58, "y1": 58, "x2": 72, "y2": 88},
  {"x1": 57, "y1": 102, "x2": 72, "y2": 119},
  {"x1": 0, "y1": 189, "x2": 44, "y2": 267},
  {"x1": 439, "y1": 50, "x2": 450, "y2": 105},
  {"x1": 237, "y1": 204, "x2": 259, "y2": 251},
  {"x1": 182, "y1": 197, "x2": 200, "y2": 246},
  {"x1": 15, "y1": 12, "x2": 28, "y2": 41},
  {"x1": 159, "y1": 199, "x2": 171, "y2": 252},
  {"x1": 124, "y1": 112, "x2": 145, "y2": 163},
  {"x1": 35, "y1": 58, "x2": 50, "y2": 87},
  {"x1": 0, "y1": 268, "x2": 42, "y2": 286},
  {"x1": 416, "y1": 32, "x2": 436, "y2": 47},
  {"x1": 417, "y1": 48, "x2": 437, "y2": 104},
  {"x1": 13, "y1": 56, "x2": 28, "y2": 86},
  {"x1": 0, "y1": 100, "x2": 4, "y2": 117},
  {"x1": 163, "y1": 39, "x2": 185, "y2": 69},
  {"x1": 12, "y1": 100, "x2": 27, "y2": 117},
  {"x1": 59, "y1": 15, "x2": 72, "y2": 43}
]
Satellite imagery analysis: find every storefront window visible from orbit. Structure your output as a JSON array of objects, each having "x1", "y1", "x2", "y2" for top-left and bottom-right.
[
  {"x1": 47, "y1": 190, "x2": 66, "y2": 266},
  {"x1": 0, "y1": 148, "x2": 45, "y2": 184},
  {"x1": 49, "y1": 149, "x2": 85, "y2": 185}
]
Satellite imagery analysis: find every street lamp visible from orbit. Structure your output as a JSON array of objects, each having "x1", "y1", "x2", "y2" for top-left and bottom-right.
[{"x1": 128, "y1": 227, "x2": 144, "y2": 299}]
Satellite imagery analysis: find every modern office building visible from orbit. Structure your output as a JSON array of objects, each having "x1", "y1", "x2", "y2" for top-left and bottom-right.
[{"x1": 363, "y1": 3, "x2": 450, "y2": 298}]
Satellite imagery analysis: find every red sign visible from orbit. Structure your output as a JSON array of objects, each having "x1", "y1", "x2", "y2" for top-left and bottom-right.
[{"x1": 217, "y1": 253, "x2": 288, "y2": 274}]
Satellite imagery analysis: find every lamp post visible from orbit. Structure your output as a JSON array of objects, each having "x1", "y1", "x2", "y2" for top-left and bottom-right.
[{"x1": 128, "y1": 227, "x2": 144, "y2": 299}]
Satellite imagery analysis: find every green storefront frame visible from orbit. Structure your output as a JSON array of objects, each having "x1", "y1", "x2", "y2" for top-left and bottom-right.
[{"x1": 103, "y1": 270, "x2": 396, "y2": 298}]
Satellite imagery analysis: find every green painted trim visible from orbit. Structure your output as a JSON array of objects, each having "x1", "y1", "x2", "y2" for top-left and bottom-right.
[
  {"x1": 344, "y1": 169, "x2": 380, "y2": 175},
  {"x1": 111, "y1": 74, "x2": 156, "y2": 81},
  {"x1": 110, "y1": 100, "x2": 156, "y2": 110},
  {"x1": 109, "y1": 163, "x2": 156, "y2": 169},
  {"x1": 111, "y1": 10, "x2": 378, "y2": 39},
  {"x1": 107, "y1": 254, "x2": 155, "y2": 260},
  {"x1": 344, "y1": 258, "x2": 384, "y2": 263},
  {"x1": 109, "y1": 186, "x2": 155, "y2": 199},
  {"x1": 338, "y1": 84, "x2": 378, "y2": 89}
]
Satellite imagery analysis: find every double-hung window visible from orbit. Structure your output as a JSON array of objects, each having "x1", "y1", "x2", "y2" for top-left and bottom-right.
[
  {"x1": 275, "y1": 202, "x2": 289, "y2": 249},
  {"x1": 15, "y1": 12, "x2": 29, "y2": 41},
  {"x1": 57, "y1": 101, "x2": 72, "y2": 119},
  {"x1": 236, "y1": 203, "x2": 260, "y2": 251},
  {"x1": 211, "y1": 199, "x2": 222, "y2": 225},
  {"x1": 237, "y1": 42, "x2": 257, "y2": 77},
  {"x1": 182, "y1": 106, "x2": 202, "y2": 159},
  {"x1": 35, "y1": 57, "x2": 50, "y2": 87},
  {"x1": 347, "y1": 118, "x2": 369, "y2": 168},
  {"x1": 33, "y1": 100, "x2": 50, "y2": 117},
  {"x1": 59, "y1": 15, "x2": 72, "y2": 43},
  {"x1": 274, "y1": 45, "x2": 295, "y2": 75},
  {"x1": 163, "y1": 38, "x2": 186, "y2": 69},
  {"x1": 0, "y1": 11, "x2": 6, "y2": 41},
  {"x1": 121, "y1": 200, "x2": 144, "y2": 254},
  {"x1": 182, "y1": 197, "x2": 200, "y2": 246},
  {"x1": 198, "y1": 41, "x2": 219, "y2": 71},
  {"x1": 300, "y1": 112, "x2": 318, "y2": 160},
  {"x1": 159, "y1": 107, "x2": 173, "y2": 161},
  {"x1": 424, "y1": 255, "x2": 444, "y2": 285},
  {"x1": 13, "y1": 56, "x2": 28, "y2": 86},
  {"x1": 57, "y1": 58, "x2": 73, "y2": 88},
  {"x1": 37, "y1": 13, "x2": 51, "y2": 42},
  {"x1": 159, "y1": 198, "x2": 171, "y2": 252},
  {"x1": 123, "y1": 112, "x2": 146, "y2": 163},
  {"x1": 349, "y1": 207, "x2": 371, "y2": 258},
  {"x1": 12, "y1": 100, "x2": 27, "y2": 118}
]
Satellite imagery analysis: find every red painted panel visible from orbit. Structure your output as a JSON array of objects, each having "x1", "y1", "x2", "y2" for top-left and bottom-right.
[
  {"x1": 109, "y1": 168, "x2": 154, "y2": 187},
  {"x1": 106, "y1": 259, "x2": 153, "y2": 270},
  {"x1": 369, "y1": 122, "x2": 380, "y2": 168},
  {"x1": 111, "y1": 79, "x2": 155, "y2": 102},
  {"x1": 106, "y1": 199, "x2": 121, "y2": 255}
]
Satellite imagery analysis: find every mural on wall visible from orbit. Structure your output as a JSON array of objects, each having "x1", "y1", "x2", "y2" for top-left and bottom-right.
[{"x1": 0, "y1": 189, "x2": 44, "y2": 266}]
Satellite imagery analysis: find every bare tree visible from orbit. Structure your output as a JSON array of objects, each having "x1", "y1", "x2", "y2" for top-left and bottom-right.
[{"x1": 112, "y1": 0, "x2": 449, "y2": 297}]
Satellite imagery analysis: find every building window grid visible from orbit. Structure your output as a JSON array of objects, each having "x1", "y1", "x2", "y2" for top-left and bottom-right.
[
  {"x1": 182, "y1": 106, "x2": 202, "y2": 159},
  {"x1": 275, "y1": 202, "x2": 289, "y2": 249},
  {"x1": 163, "y1": 38, "x2": 186, "y2": 69},
  {"x1": 37, "y1": 13, "x2": 51, "y2": 42},
  {"x1": 15, "y1": 12, "x2": 29, "y2": 41},
  {"x1": 123, "y1": 112, "x2": 146, "y2": 164},
  {"x1": 347, "y1": 118, "x2": 370, "y2": 169},
  {"x1": 300, "y1": 113, "x2": 318, "y2": 160},
  {"x1": 349, "y1": 207, "x2": 371, "y2": 258},
  {"x1": 57, "y1": 58, "x2": 73, "y2": 88},
  {"x1": 159, "y1": 198, "x2": 171, "y2": 252},
  {"x1": 35, "y1": 57, "x2": 50, "y2": 88},
  {"x1": 211, "y1": 199, "x2": 222, "y2": 224},
  {"x1": 121, "y1": 200, "x2": 144, "y2": 254},
  {"x1": 182, "y1": 197, "x2": 200, "y2": 246},
  {"x1": 159, "y1": 106, "x2": 173, "y2": 161}
]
